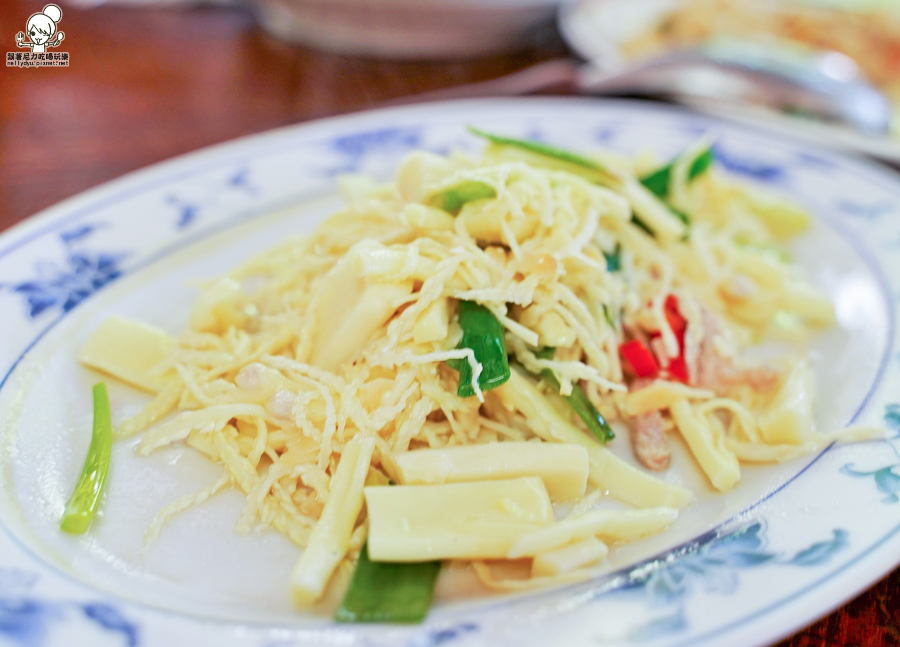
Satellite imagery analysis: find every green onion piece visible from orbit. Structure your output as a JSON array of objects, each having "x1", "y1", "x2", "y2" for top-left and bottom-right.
[
  {"x1": 468, "y1": 126, "x2": 606, "y2": 172},
  {"x1": 447, "y1": 301, "x2": 511, "y2": 397},
  {"x1": 639, "y1": 166, "x2": 671, "y2": 199},
  {"x1": 336, "y1": 542, "x2": 441, "y2": 623},
  {"x1": 428, "y1": 180, "x2": 496, "y2": 215},
  {"x1": 630, "y1": 214, "x2": 654, "y2": 237},
  {"x1": 602, "y1": 304, "x2": 616, "y2": 330},
  {"x1": 668, "y1": 205, "x2": 691, "y2": 227},
  {"x1": 533, "y1": 348, "x2": 614, "y2": 443},
  {"x1": 60, "y1": 382, "x2": 112, "y2": 535},
  {"x1": 603, "y1": 242, "x2": 622, "y2": 272},
  {"x1": 689, "y1": 147, "x2": 715, "y2": 179},
  {"x1": 640, "y1": 146, "x2": 715, "y2": 199},
  {"x1": 533, "y1": 346, "x2": 556, "y2": 361}
]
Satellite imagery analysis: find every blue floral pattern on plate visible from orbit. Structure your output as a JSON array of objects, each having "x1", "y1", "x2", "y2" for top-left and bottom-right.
[
  {"x1": 1, "y1": 225, "x2": 126, "y2": 319},
  {"x1": 0, "y1": 570, "x2": 138, "y2": 647},
  {"x1": 841, "y1": 404, "x2": 900, "y2": 503}
]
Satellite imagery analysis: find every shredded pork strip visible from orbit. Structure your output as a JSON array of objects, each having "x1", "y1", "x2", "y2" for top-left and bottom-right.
[
  {"x1": 628, "y1": 379, "x2": 671, "y2": 471},
  {"x1": 695, "y1": 310, "x2": 782, "y2": 394}
]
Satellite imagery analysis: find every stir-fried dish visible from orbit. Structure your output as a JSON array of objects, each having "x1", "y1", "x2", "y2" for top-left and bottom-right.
[
  {"x1": 620, "y1": 0, "x2": 900, "y2": 135},
  {"x1": 74, "y1": 128, "x2": 877, "y2": 621}
]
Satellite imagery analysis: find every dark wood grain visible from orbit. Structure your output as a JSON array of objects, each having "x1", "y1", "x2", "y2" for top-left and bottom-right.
[
  {"x1": 0, "y1": 2, "x2": 897, "y2": 645},
  {"x1": 0, "y1": 1, "x2": 565, "y2": 228}
]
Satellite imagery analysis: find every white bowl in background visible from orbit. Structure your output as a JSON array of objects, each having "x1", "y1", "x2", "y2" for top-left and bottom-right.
[{"x1": 252, "y1": 0, "x2": 570, "y2": 59}]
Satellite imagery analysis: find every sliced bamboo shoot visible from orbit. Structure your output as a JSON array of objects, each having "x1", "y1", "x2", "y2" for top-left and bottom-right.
[
  {"x1": 670, "y1": 398, "x2": 741, "y2": 492},
  {"x1": 291, "y1": 436, "x2": 376, "y2": 607},
  {"x1": 625, "y1": 380, "x2": 715, "y2": 417},
  {"x1": 393, "y1": 442, "x2": 589, "y2": 502},
  {"x1": 509, "y1": 507, "x2": 678, "y2": 558},
  {"x1": 758, "y1": 362, "x2": 814, "y2": 446},
  {"x1": 623, "y1": 180, "x2": 686, "y2": 242},
  {"x1": 309, "y1": 241, "x2": 414, "y2": 371},
  {"x1": 412, "y1": 298, "x2": 450, "y2": 345},
  {"x1": 365, "y1": 477, "x2": 554, "y2": 562},
  {"x1": 77, "y1": 316, "x2": 175, "y2": 393},
  {"x1": 531, "y1": 537, "x2": 609, "y2": 578},
  {"x1": 499, "y1": 371, "x2": 693, "y2": 509}
]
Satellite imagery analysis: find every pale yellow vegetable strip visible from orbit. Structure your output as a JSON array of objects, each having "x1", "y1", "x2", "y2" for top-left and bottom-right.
[
  {"x1": 670, "y1": 398, "x2": 741, "y2": 492},
  {"x1": 500, "y1": 371, "x2": 692, "y2": 509},
  {"x1": 144, "y1": 470, "x2": 231, "y2": 548},
  {"x1": 392, "y1": 442, "x2": 589, "y2": 502},
  {"x1": 531, "y1": 536, "x2": 609, "y2": 578},
  {"x1": 137, "y1": 404, "x2": 268, "y2": 455},
  {"x1": 727, "y1": 425, "x2": 884, "y2": 463},
  {"x1": 508, "y1": 507, "x2": 678, "y2": 558},
  {"x1": 695, "y1": 398, "x2": 760, "y2": 443},
  {"x1": 623, "y1": 179, "x2": 686, "y2": 242},
  {"x1": 115, "y1": 379, "x2": 182, "y2": 440},
  {"x1": 472, "y1": 560, "x2": 600, "y2": 592},
  {"x1": 291, "y1": 435, "x2": 375, "y2": 607},
  {"x1": 758, "y1": 362, "x2": 813, "y2": 446},
  {"x1": 625, "y1": 380, "x2": 715, "y2": 416},
  {"x1": 365, "y1": 477, "x2": 553, "y2": 562}
]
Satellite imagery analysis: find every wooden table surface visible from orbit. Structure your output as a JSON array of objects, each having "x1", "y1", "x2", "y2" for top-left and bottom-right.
[{"x1": 1, "y1": 2, "x2": 898, "y2": 645}]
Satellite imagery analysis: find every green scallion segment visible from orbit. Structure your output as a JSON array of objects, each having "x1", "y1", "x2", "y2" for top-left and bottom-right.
[
  {"x1": 630, "y1": 214, "x2": 654, "y2": 237},
  {"x1": 428, "y1": 180, "x2": 496, "y2": 214},
  {"x1": 668, "y1": 205, "x2": 691, "y2": 227},
  {"x1": 468, "y1": 127, "x2": 605, "y2": 172},
  {"x1": 533, "y1": 348, "x2": 614, "y2": 443},
  {"x1": 602, "y1": 304, "x2": 616, "y2": 330},
  {"x1": 335, "y1": 542, "x2": 441, "y2": 623},
  {"x1": 60, "y1": 382, "x2": 112, "y2": 535},
  {"x1": 447, "y1": 301, "x2": 511, "y2": 398},
  {"x1": 640, "y1": 146, "x2": 715, "y2": 200}
]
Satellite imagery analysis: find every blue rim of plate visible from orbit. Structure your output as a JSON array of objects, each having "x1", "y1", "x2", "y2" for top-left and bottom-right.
[{"x1": 1, "y1": 97, "x2": 899, "y2": 647}]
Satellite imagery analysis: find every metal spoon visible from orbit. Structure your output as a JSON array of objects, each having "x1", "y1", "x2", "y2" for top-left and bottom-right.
[{"x1": 577, "y1": 38, "x2": 892, "y2": 135}]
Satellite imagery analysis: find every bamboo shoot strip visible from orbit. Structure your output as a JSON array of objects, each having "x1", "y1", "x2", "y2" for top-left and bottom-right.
[
  {"x1": 499, "y1": 370, "x2": 693, "y2": 509},
  {"x1": 291, "y1": 436, "x2": 376, "y2": 606},
  {"x1": 393, "y1": 442, "x2": 589, "y2": 502},
  {"x1": 335, "y1": 543, "x2": 441, "y2": 623},
  {"x1": 61, "y1": 382, "x2": 113, "y2": 535}
]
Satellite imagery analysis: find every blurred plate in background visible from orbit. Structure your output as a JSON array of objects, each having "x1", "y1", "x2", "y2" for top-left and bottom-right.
[
  {"x1": 251, "y1": 0, "x2": 571, "y2": 58},
  {"x1": 559, "y1": 0, "x2": 900, "y2": 164}
]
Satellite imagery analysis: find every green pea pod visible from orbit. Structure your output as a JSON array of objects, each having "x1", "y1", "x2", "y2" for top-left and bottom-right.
[
  {"x1": 533, "y1": 348, "x2": 614, "y2": 443},
  {"x1": 335, "y1": 542, "x2": 441, "y2": 623},
  {"x1": 428, "y1": 180, "x2": 496, "y2": 215},
  {"x1": 447, "y1": 301, "x2": 511, "y2": 398},
  {"x1": 60, "y1": 382, "x2": 112, "y2": 535}
]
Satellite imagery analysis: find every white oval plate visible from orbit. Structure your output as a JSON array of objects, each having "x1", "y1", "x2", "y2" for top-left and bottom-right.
[{"x1": 1, "y1": 98, "x2": 900, "y2": 647}]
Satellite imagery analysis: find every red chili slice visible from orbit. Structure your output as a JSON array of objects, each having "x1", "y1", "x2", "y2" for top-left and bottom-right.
[
  {"x1": 619, "y1": 340, "x2": 659, "y2": 378},
  {"x1": 664, "y1": 295, "x2": 686, "y2": 337},
  {"x1": 667, "y1": 355, "x2": 689, "y2": 383}
]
